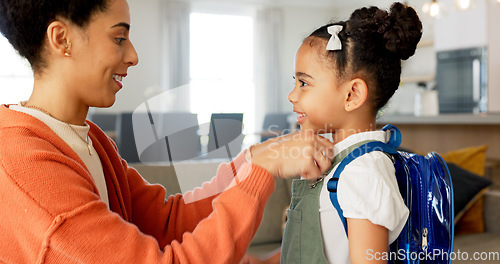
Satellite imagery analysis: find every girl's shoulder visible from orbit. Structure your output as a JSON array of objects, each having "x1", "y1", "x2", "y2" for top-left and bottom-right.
[
  {"x1": 337, "y1": 151, "x2": 408, "y2": 231},
  {"x1": 338, "y1": 150, "x2": 397, "y2": 197}
]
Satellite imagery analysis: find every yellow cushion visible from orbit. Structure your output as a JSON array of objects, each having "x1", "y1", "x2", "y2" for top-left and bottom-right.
[
  {"x1": 440, "y1": 145, "x2": 489, "y2": 235},
  {"x1": 440, "y1": 145, "x2": 488, "y2": 176}
]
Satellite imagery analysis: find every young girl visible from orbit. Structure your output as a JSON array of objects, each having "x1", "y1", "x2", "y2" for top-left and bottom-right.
[
  {"x1": 0, "y1": 0, "x2": 334, "y2": 263},
  {"x1": 286, "y1": 2, "x2": 422, "y2": 263},
  {"x1": 242, "y1": 2, "x2": 422, "y2": 264}
]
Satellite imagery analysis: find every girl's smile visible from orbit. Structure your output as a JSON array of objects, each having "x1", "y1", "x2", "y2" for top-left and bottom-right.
[{"x1": 294, "y1": 110, "x2": 307, "y2": 124}]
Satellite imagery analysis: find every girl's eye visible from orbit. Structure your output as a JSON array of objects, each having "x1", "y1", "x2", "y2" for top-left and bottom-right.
[
  {"x1": 116, "y1": 38, "x2": 127, "y2": 45},
  {"x1": 292, "y1": 76, "x2": 308, "y2": 87}
]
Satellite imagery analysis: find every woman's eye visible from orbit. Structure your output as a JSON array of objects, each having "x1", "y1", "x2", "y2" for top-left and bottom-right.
[{"x1": 116, "y1": 38, "x2": 127, "y2": 45}]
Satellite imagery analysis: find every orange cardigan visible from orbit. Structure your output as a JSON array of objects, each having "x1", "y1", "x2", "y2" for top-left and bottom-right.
[{"x1": 0, "y1": 105, "x2": 274, "y2": 264}]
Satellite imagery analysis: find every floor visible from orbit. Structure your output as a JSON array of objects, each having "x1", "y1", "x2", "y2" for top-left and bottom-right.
[{"x1": 453, "y1": 233, "x2": 500, "y2": 263}]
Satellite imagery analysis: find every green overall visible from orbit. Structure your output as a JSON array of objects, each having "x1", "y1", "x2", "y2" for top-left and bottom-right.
[{"x1": 280, "y1": 141, "x2": 373, "y2": 264}]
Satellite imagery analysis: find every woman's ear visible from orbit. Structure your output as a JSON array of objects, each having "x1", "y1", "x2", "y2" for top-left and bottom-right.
[
  {"x1": 46, "y1": 20, "x2": 71, "y2": 57},
  {"x1": 344, "y1": 78, "x2": 368, "y2": 112}
]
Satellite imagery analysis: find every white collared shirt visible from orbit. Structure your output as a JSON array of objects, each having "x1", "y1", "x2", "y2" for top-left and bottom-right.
[{"x1": 319, "y1": 131, "x2": 409, "y2": 263}]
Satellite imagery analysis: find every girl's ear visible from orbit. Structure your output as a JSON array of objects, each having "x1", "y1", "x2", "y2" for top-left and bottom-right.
[
  {"x1": 46, "y1": 20, "x2": 71, "y2": 57},
  {"x1": 344, "y1": 78, "x2": 368, "y2": 112}
]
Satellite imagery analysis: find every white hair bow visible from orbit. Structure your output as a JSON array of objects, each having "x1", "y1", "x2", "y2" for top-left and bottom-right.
[{"x1": 326, "y1": 25, "x2": 343, "y2": 51}]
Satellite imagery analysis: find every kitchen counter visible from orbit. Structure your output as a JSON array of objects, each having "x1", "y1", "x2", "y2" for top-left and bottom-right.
[
  {"x1": 378, "y1": 113, "x2": 500, "y2": 125},
  {"x1": 375, "y1": 113, "x2": 500, "y2": 160}
]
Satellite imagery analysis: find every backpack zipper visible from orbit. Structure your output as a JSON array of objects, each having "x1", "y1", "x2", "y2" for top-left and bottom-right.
[
  {"x1": 422, "y1": 227, "x2": 428, "y2": 251},
  {"x1": 420, "y1": 155, "x2": 430, "y2": 252}
]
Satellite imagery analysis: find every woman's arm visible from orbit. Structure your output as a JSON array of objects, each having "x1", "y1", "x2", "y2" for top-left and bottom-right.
[
  {"x1": 40, "y1": 169, "x2": 274, "y2": 263},
  {"x1": 347, "y1": 218, "x2": 389, "y2": 264},
  {"x1": 3, "y1": 159, "x2": 274, "y2": 263},
  {"x1": 1, "y1": 124, "x2": 334, "y2": 263},
  {"x1": 126, "y1": 150, "x2": 259, "y2": 247},
  {"x1": 0, "y1": 125, "x2": 275, "y2": 263}
]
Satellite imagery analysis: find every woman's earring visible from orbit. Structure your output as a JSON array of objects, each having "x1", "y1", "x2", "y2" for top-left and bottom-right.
[{"x1": 64, "y1": 42, "x2": 72, "y2": 57}]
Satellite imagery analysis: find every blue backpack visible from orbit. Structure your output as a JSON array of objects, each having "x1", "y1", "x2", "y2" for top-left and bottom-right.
[{"x1": 328, "y1": 124, "x2": 454, "y2": 263}]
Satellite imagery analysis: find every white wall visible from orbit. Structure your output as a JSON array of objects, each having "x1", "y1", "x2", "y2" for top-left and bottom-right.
[
  {"x1": 102, "y1": 0, "x2": 164, "y2": 113},
  {"x1": 98, "y1": 0, "x2": 338, "y2": 114},
  {"x1": 277, "y1": 5, "x2": 337, "y2": 111},
  {"x1": 103, "y1": 0, "x2": 435, "y2": 115}
]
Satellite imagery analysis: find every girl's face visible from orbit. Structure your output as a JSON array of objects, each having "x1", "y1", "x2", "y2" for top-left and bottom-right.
[
  {"x1": 288, "y1": 39, "x2": 347, "y2": 134},
  {"x1": 67, "y1": 0, "x2": 138, "y2": 108}
]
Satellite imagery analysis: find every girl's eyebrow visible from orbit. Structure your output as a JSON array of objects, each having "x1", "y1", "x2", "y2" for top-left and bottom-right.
[
  {"x1": 111, "y1": 22, "x2": 130, "y2": 31},
  {"x1": 295, "y1": 72, "x2": 314, "y2": 80}
]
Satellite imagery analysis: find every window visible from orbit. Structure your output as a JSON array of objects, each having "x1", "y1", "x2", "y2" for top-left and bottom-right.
[
  {"x1": 0, "y1": 34, "x2": 33, "y2": 104},
  {"x1": 189, "y1": 12, "x2": 256, "y2": 136}
]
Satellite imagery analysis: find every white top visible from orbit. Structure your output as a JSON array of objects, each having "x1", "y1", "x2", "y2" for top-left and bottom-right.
[
  {"x1": 11, "y1": 104, "x2": 109, "y2": 208},
  {"x1": 319, "y1": 131, "x2": 409, "y2": 264}
]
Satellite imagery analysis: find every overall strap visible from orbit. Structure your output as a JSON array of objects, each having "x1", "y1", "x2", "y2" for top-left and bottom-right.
[
  {"x1": 327, "y1": 125, "x2": 401, "y2": 235},
  {"x1": 326, "y1": 140, "x2": 375, "y2": 175}
]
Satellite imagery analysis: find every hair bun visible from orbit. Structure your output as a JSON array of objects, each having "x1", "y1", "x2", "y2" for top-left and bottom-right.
[{"x1": 383, "y1": 2, "x2": 422, "y2": 60}]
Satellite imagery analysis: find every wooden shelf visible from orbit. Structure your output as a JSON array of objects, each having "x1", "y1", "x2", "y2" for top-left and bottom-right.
[
  {"x1": 378, "y1": 113, "x2": 500, "y2": 125},
  {"x1": 400, "y1": 75, "x2": 435, "y2": 83},
  {"x1": 417, "y1": 39, "x2": 434, "y2": 48}
]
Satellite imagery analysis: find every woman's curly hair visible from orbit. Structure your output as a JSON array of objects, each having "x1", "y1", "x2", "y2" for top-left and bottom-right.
[{"x1": 0, "y1": 0, "x2": 109, "y2": 72}]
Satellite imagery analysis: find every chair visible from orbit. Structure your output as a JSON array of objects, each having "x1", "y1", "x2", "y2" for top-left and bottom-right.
[
  {"x1": 206, "y1": 113, "x2": 244, "y2": 159},
  {"x1": 156, "y1": 112, "x2": 201, "y2": 162},
  {"x1": 116, "y1": 112, "x2": 140, "y2": 163},
  {"x1": 89, "y1": 113, "x2": 117, "y2": 132},
  {"x1": 261, "y1": 112, "x2": 292, "y2": 142},
  {"x1": 116, "y1": 112, "x2": 201, "y2": 164}
]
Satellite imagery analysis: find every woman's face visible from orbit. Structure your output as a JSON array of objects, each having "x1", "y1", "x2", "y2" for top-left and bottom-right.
[{"x1": 67, "y1": 0, "x2": 138, "y2": 108}]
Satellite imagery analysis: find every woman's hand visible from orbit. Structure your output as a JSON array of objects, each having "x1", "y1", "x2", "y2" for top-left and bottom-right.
[
  {"x1": 240, "y1": 254, "x2": 265, "y2": 264},
  {"x1": 240, "y1": 248, "x2": 281, "y2": 264},
  {"x1": 250, "y1": 130, "x2": 334, "y2": 179}
]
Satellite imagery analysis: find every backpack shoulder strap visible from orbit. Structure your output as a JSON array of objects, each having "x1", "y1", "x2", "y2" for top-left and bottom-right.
[{"x1": 327, "y1": 125, "x2": 401, "y2": 236}]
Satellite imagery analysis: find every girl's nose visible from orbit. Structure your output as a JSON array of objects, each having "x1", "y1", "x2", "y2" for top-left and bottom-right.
[{"x1": 288, "y1": 87, "x2": 298, "y2": 103}]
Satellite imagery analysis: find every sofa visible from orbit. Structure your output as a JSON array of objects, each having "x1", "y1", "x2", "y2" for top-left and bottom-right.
[{"x1": 130, "y1": 158, "x2": 500, "y2": 263}]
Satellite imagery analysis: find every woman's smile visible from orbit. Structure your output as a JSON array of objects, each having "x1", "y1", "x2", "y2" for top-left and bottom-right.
[{"x1": 112, "y1": 74, "x2": 126, "y2": 89}]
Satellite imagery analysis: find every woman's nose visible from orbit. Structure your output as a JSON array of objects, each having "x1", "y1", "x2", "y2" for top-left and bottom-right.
[{"x1": 126, "y1": 41, "x2": 139, "y2": 67}]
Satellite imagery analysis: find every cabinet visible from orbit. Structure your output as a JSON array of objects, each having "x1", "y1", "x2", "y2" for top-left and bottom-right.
[
  {"x1": 488, "y1": 2, "x2": 500, "y2": 112},
  {"x1": 434, "y1": 0, "x2": 500, "y2": 112},
  {"x1": 434, "y1": 0, "x2": 488, "y2": 51}
]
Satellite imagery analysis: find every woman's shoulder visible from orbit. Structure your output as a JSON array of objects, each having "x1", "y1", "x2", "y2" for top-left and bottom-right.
[
  {"x1": 0, "y1": 106, "x2": 88, "y2": 175},
  {"x1": 0, "y1": 105, "x2": 62, "y2": 151}
]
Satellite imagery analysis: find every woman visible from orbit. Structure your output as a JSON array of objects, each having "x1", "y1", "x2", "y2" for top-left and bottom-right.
[{"x1": 0, "y1": 0, "x2": 334, "y2": 263}]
